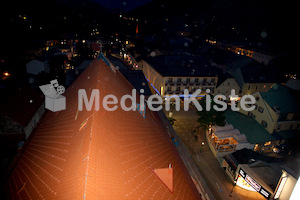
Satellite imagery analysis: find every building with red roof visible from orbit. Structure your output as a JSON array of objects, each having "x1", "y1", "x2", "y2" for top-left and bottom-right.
[{"x1": 6, "y1": 58, "x2": 200, "y2": 199}]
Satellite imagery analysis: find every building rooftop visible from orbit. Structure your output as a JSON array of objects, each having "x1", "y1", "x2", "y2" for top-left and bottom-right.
[
  {"x1": 226, "y1": 148, "x2": 283, "y2": 166},
  {"x1": 224, "y1": 111, "x2": 276, "y2": 144},
  {"x1": 0, "y1": 86, "x2": 44, "y2": 127},
  {"x1": 76, "y1": 60, "x2": 93, "y2": 70},
  {"x1": 119, "y1": 69, "x2": 153, "y2": 96},
  {"x1": 215, "y1": 70, "x2": 234, "y2": 87},
  {"x1": 238, "y1": 60, "x2": 279, "y2": 83},
  {"x1": 7, "y1": 58, "x2": 200, "y2": 199},
  {"x1": 144, "y1": 55, "x2": 220, "y2": 77},
  {"x1": 108, "y1": 55, "x2": 152, "y2": 96},
  {"x1": 273, "y1": 129, "x2": 300, "y2": 140},
  {"x1": 261, "y1": 84, "x2": 300, "y2": 113}
]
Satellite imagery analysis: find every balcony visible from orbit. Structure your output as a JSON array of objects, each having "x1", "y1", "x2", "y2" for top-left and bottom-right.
[{"x1": 165, "y1": 82, "x2": 215, "y2": 86}]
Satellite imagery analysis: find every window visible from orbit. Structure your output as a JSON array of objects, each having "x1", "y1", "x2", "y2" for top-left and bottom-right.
[
  {"x1": 256, "y1": 97, "x2": 260, "y2": 101},
  {"x1": 194, "y1": 78, "x2": 199, "y2": 83},
  {"x1": 261, "y1": 120, "x2": 268, "y2": 128},
  {"x1": 211, "y1": 78, "x2": 215, "y2": 83},
  {"x1": 264, "y1": 141, "x2": 271, "y2": 146},
  {"x1": 277, "y1": 125, "x2": 281, "y2": 131},
  {"x1": 248, "y1": 112, "x2": 253, "y2": 118},
  {"x1": 290, "y1": 124, "x2": 293, "y2": 130},
  {"x1": 176, "y1": 87, "x2": 180, "y2": 91},
  {"x1": 186, "y1": 78, "x2": 190, "y2": 83},
  {"x1": 185, "y1": 86, "x2": 189, "y2": 90},
  {"x1": 227, "y1": 81, "x2": 230, "y2": 86},
  {"x1": 258, "y1": 107, "x2": 264, "y2": 113},
  {"x1": 168, "y1": 78, "x2": 173, "y2": 83},
  {"x1": 203, "y1": 78, "x2": 207, "y2": 83},
  {"x1": 248, "y1": 85, "x2": 251, "y2": 90},
  {"x1": 248, "y1": 112, "x2": 255, "y2": 119},
  {"x1": 177, "y1": 78, "x2": 182, "y2": 83},
  {"x1": 167, "y1": 87, "x2": 172, "y2": 92}
]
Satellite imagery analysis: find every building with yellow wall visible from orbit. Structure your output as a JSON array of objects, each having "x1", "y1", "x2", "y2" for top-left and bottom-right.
[
  {"x1": 238, "y1": 84, "x2": 300, "y2": 145},
  {"x1": 139, "y1": 55, "x2": 220, "y2": 97}
]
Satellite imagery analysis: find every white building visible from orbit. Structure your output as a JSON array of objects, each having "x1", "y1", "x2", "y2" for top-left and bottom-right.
[
  {"x1": 215, "y1": 76, "x2": 240, "y2": 100},
  {"x1": 207, "y1": 124, "x2": 253, "y2": 158},
  {"x1": 140, "y1": 55, "x2": 219, "y2": 97}
]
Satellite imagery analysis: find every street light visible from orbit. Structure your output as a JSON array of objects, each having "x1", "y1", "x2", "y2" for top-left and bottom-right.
[{"x1": 229, "y1": 181, "x2": 237, "y2": 197}]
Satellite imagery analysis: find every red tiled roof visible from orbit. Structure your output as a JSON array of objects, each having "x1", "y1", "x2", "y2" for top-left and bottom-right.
[{"x1": 7, "y1": 59, "x2": 200, "y2": 199}]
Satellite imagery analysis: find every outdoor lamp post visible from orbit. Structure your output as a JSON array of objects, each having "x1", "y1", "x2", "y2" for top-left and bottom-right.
[{"x1": 229, "y1": 180, "x2": 237, "y2": 197}]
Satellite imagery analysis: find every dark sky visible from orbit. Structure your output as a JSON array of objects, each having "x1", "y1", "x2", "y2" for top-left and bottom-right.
[{"x1": 91, "y1": 0, "x2": 153, "y2": 11}]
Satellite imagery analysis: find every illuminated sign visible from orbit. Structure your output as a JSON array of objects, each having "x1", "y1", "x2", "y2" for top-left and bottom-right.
[
  {"x1": 239, "y1": 168, "x2": 271, "y2": 199},
  {"x1": 260, "y1": 188, "x2": 270, "y2": 199},
  {"x1": 245, "y1": 175, "x2": 261, "y2": 192},
  {"x1": 239, "y1": 169, "x2": 246, "y2": 178},
  {"x1": 274, "y1": 176, "x2": 287, "y2": 199}
]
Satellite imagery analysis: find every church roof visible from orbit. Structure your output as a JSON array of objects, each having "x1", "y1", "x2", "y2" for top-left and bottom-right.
[{"x1": 7, "y1": 58, "x2": 200, "y2": 200}]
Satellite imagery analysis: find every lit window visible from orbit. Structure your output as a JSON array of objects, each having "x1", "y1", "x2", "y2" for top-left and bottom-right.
[{"x1": 264, "y1": 141, "x2": 271, "y2": 146}]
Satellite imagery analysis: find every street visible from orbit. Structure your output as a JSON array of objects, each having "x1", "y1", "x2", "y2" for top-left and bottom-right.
[{"x1": 163, "y1": 104, "x2": 265, "y2": 200}]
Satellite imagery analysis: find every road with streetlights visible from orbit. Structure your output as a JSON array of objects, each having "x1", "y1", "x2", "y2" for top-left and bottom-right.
[{"x1": 164, "y1": 105, "x2": 265, "y2": 200}]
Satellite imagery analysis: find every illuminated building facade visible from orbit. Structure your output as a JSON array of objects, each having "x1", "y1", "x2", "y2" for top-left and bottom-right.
[
  {"x1": 140, "y1": 55, "x2": 219, "y2": 97},
  {"x1": 238, "y1": 84, "x2": 300, "y2": 148},
  {"x1": 222, "y1": 149, "x2": 298, "y2": 200}
]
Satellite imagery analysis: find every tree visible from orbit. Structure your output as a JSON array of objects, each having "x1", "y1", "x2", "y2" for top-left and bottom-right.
[{"x1": 196, "y1": 95, "x2": 226, "y2": 130}]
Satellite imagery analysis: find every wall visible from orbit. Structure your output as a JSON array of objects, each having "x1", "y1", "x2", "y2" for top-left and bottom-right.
[
  {"x1": 242, "y1": 83, "x2": 274, "y2": 95},
  {"x1": 141, "y1": 61, "x2": 164, "y2": 95},
  {"x1": 238, "y1": 92, "x2": 278, "y2": 134},
  {"x1": 276, "y1": 172, "x2": 297, "y2": 200},
  {"x1": 141, "y1": 60, "x2": 218, "y2": 96},
  {"x1": 216, "y1": 78, "x2": 240, "y2": 99},
  {"x1": 164, "y1": 76, "x2": 217, "y2": 96}
]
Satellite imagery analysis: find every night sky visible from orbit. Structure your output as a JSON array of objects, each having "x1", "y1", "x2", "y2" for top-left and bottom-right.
[{"x1": 91, "y1": 0, "x2": 153, "y2": 11}]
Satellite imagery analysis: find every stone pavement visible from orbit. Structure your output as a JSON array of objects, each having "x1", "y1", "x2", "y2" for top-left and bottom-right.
[{"x1": 163, "y1": 105, "x2": 265, "y2": 200}]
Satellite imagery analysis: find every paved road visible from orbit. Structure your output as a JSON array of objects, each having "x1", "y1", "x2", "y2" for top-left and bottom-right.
[
  {"x1": 157, "y1": 110, "x2": 215, "y2": 200},
  {"x1": 167, "y1": 107, "x2": 265, "y2": 200}
]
